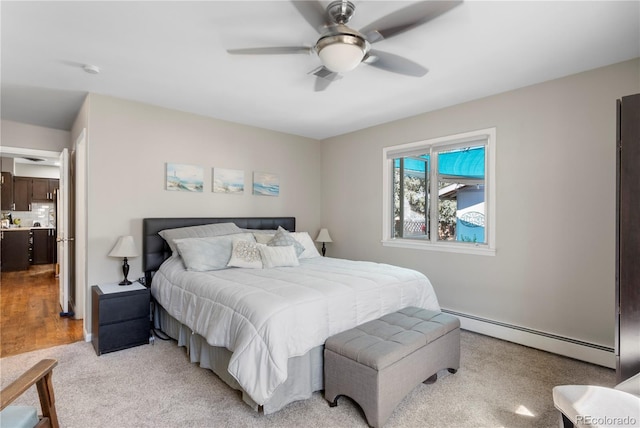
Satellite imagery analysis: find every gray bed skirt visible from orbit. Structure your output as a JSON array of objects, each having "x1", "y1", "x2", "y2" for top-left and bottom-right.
[{"x1": 155, "y1": 305, "x2": 324, "y2": 414}]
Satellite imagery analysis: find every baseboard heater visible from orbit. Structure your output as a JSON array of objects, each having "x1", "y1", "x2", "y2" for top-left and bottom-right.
[{"x1": 441, "y1": 309, "x2": 615, "y2": 369}]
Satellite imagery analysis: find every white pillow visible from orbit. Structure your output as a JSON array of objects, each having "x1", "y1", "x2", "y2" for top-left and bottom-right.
[
  {"x1": 227, "y1": 240, "x2": 263, "y2": 269},
  {"x1": 253, "y1": 232, "x2": 275, "y2": 244},
  {"x1": 174, "y1": 233, "x2": 254, "y2": 271},
  {"x1": 291, "y1": 232, "x2": 321, "y2": 259},
  {"x1": 258, "y1": 245, "x2": 299, "y2": 268},
  {"x1": 159, "y1": 222, "x2": 243, "y2": 253}
]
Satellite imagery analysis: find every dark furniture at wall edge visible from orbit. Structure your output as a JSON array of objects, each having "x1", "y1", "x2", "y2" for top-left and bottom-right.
[
  {"x1": 91, "y1": 283, "x2": 150, "y2": 356},
  {"x1": 615, "y1": 93, "x2": 640, "y2": 383}
]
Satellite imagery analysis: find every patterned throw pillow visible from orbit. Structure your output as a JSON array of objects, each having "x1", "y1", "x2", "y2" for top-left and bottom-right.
[
  {"x1": 268, "y1": 227, "x2": 305, "y2": 256},
  {"x1": 227, "y1": 240, "x2": 263, "y2": 269},
  {"x1": 258, "y1": 245, "x2": 299, "y2": 268}
]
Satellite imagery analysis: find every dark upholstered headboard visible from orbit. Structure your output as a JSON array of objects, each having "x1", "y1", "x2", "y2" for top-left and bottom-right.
[{"x1": 142, "y1": 217, "x2": 295, "y2": 284}]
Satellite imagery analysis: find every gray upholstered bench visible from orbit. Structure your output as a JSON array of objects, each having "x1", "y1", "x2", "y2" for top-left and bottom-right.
[{"x1": 324, "y1": 307, "x2": 460, "y2": 427}]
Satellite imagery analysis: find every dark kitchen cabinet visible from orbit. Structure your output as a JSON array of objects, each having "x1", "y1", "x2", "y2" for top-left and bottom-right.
[
  {"x1": 13, "y1": 177, "x2": 32, "y2": 211},
  {"x1": 1, "y1": 230, "x2": 30, "y2": 271},
  {"x1": 616, "y1": 93, "x2": 640, "y2": 383},
  {"x1": 1, "y1": 172, "x2": 13, "y2": 210},
  {"x1": 31, "y1": 178, "x2": 58, "y2": 202},
  {"x1": 32, "y1": 228, "x2": 56, "y2": 265}
]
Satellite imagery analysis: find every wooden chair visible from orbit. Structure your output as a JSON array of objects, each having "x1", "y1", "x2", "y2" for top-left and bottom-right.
[{"x1": 0, "y1": 359, "x2": 59, "y2": 428}]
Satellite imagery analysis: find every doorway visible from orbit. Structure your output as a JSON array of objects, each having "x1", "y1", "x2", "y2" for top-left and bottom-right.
[
  {"x1": 0, "y1": 266, "x2": 83, "y2": 357},
  {"x1": 0, "y1": 145, "x2": 83, "y2": 356}
]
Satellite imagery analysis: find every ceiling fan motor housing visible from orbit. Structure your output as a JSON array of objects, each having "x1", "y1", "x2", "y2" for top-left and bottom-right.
[{"x1": 326, "y1": 0, "x2": 356, "y2": 24}]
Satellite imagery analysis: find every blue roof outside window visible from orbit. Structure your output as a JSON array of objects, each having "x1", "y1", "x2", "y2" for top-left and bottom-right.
[{"x1": 394, "y1": 147, "x2": 484, "y2": 179}]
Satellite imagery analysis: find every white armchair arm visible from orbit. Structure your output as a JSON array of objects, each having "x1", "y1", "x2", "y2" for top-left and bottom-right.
[
  {"x1": 552, "y1": 384, "x2": 640, "y2": 428},
  {"x1": 615, "y1": 372, "x2": 640, "y2": 397}
]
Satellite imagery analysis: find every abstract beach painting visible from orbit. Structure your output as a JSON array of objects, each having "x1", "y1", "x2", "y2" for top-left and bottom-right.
[
  {"x1": 213, "y1": 168, "x2": 244, "y2": 194},
  {"x1": 166, "y1": 163, "x2": 204, "y2": 192},
  {"x1": 252, "y1": 171, "x2": 279, "y2": 196}
]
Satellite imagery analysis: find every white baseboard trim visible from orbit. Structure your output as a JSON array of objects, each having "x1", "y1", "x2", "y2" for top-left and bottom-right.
[{"x1": 442, "y1": 309, "x2": 615, "y2": 369}]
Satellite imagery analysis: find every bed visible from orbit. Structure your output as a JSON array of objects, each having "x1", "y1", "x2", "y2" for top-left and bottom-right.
[{"x1": 143, "y1": 217, "x2": 440, "y2": 414}]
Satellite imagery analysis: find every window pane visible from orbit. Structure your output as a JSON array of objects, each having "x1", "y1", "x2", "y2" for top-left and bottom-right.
[
  {"x1": 393, "y1": 156, "x2": 429, "y2": 239},
  {"x1": 437, "y1": 146, "x2": 486, "y2": 244}
]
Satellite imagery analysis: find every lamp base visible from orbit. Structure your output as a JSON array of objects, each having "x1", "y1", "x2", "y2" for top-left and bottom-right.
[{"x1": 119, "y1": 257, "x2": 132, "y2": 285}]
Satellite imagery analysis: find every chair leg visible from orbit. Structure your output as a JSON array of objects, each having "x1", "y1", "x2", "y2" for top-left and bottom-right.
[{"x1": 36, "y1": 371, "x2": 58, "y2": 428}]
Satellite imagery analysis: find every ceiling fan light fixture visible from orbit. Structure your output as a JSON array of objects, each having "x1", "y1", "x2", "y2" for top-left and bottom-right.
[{"x1": 316, "y1": 34, "x2": 366, "y2": 73}]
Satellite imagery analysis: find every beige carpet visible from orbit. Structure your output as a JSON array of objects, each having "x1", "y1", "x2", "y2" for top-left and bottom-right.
[{"x1": 0, "y1": 330, "x2": 614, "y2": 427}]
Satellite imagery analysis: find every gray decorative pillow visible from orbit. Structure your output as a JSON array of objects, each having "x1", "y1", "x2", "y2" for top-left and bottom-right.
[
  {"x1": 159, "y1": 222, "x2": 243, "y2": 253},
  {"x1": 174, "y1": 233, "x2": 254, "y2": 271},
  {"x1": 267, "y1": 226, "x2": 305, "y2": 257},
  {"x1": 291, "y1": 232, "x2": 321, "y2": 259},
  {"x1": 258, "y1": 245, "x2": 299, "y2": 268},
  {"x1": 227, "y1": 240, "x2": 263, "y2": 269}
]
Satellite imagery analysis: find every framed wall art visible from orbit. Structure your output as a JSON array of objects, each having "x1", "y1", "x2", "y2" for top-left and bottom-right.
[
  {"x1": 252, "y1": 171, "x2": 279, "y2": 196},
  {"x1": 213, "y1": 168, "x2": 244, "y2": 194},
  {"x1": 166, "y1": 163, "x2": 204, "y2": 192}
]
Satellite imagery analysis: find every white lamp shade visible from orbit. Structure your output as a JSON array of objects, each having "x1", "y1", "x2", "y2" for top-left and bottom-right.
[
  {"x1": 318, "y1": 42, "x2": 364, "y2": 73},
  {"x1": 108, "y1": 235, "x2": 139, "y2": 258},
  {"x1": 315, "y1": 228, "x2": 333, "y2": 243}
]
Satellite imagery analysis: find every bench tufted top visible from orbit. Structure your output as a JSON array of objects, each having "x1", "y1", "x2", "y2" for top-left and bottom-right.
[{"x1": 325, "y1": 307, "x2": 460, "y2": 370}]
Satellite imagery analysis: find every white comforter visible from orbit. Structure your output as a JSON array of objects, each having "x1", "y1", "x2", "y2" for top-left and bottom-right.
[{"x1": 151, "y1": 256, "x2": 440, "y2": 405}]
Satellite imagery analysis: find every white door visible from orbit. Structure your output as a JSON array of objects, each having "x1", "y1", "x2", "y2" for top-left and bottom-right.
[{"x1": 57, "y1": 148, "x2": 71, "y2": 315}]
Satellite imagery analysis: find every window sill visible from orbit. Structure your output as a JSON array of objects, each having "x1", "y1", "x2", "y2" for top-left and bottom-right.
[{"x1": 381, "y1": 238, "x2": 496, "y2": 256}]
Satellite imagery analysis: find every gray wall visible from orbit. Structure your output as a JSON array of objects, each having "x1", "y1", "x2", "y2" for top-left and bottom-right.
[
  {"x1": 320, "y1": 58, "x2": 640, "y2": 349},
  {"x1": 5, "y1": 59, "x2": 639, "y2": 351},
  {"x1": 83, "y1": 94, "x2": 323, "y2": 297}
]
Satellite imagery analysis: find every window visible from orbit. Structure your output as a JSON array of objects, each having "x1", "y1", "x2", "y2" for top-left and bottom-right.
[{"x1": 382, "y1": 128, "x2": 496, "y2": 255}]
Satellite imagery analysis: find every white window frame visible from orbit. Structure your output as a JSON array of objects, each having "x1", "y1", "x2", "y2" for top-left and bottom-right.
[{"x1": 382, "y1": 128, "x2": 496, "y2": 256}]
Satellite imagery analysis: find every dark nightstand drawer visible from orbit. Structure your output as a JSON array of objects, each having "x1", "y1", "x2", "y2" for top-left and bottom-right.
[
  {"x1": 98, "y1": 318, "x2": 150, "y2": 353},
  {"x1": 99, "y1": 292, "x2": 149, "y2": 324}
]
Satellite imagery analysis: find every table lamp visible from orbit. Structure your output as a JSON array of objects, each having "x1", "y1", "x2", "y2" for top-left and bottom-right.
[
  {"x1": 315, "y1": 228, "x2": 333, "y2": 257},
  {"x1": 108, "y1": 235, "x2": 139, "y2": 285}
]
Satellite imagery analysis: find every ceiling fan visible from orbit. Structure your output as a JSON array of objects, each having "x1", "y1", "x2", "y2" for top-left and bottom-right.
[{"x1": 227, "y1": 0, "x2": 462, "y2": 91}]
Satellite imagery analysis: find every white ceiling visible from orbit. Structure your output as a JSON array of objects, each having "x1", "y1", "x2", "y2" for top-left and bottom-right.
[{"x1": 1, "y1": 1, "x2": 639, "y2": 140}]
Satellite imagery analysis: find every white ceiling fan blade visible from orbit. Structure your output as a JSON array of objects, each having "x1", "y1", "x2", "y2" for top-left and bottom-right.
[
  {"x1": 291, "y1": 1, "x2": 329, "y2": 34},
  {"x1": 360, "y1": 0, "x2": 463, "y2": 43},
  {"x1": 227, "y1": 46, "x2": 312, "y2": 55}
]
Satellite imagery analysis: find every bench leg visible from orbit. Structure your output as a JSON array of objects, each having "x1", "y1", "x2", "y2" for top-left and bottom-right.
[
  {"x1": 328, "y1": 396, "x2": 340, "y2": 408},
  {"x1": 423, "y1": 374, "x2": 438, "y2": 384}
]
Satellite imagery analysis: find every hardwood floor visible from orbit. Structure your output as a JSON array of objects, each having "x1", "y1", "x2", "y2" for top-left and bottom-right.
[{"x1": 0, "y1": 264, "x2": 84, "y2": 358}]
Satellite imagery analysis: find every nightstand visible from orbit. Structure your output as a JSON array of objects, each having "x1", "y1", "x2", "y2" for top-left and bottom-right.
[{"x1": 91, "y1": 282, "x2": 150, "y2": 356}]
